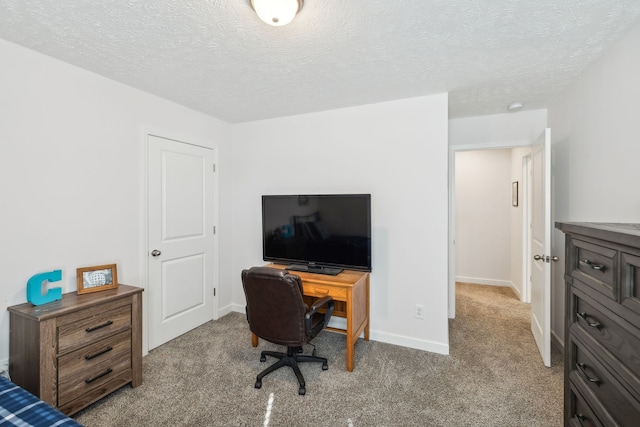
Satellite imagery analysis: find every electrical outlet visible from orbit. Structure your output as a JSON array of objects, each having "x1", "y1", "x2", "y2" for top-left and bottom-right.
[{"x1": 414, "y1": 304, "x2": 424, "y2": 319}]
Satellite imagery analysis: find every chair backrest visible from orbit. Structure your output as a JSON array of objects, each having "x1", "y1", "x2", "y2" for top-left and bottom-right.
[{"x1": 241, "y1": 266, "x2": 308, "y2": 346}]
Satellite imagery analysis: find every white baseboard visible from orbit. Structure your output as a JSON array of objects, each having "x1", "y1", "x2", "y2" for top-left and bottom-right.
[
  {"x1": 456, "y1": 276, "x2": 524, "y2": 302},
  {"x1": 0, "y1": 359, "x2": 9, "y2": 379},
  {"x1": 228, "y1": 308, "x2": 450, "y2": 355},
  {"x1": 370, "y1": 330, "x2": 449, "y2": 355},
  {"x1": 218, "y1": 303, "x2": 238, "y2": 318},
  {"x1": 455, "y1": 276, "x2": 513, "y2": 288}
]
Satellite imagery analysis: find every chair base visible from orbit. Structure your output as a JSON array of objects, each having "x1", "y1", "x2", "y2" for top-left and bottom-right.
[{"x1": 255, "y1": 346, "x2": 328, "y2": 395}]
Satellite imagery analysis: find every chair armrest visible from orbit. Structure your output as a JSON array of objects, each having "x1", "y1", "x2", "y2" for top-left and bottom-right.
[
  {"x1": 310, "y1": 296, "x2": 333, "y2": 312},
  {"x1": 305, "y1": 296, "x2": 335, "y2": 335}
]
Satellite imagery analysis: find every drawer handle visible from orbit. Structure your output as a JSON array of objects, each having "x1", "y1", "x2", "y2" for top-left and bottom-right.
[
  {"x1": 84, "y1": 368, "x2": 113, "y2": 384},
  {"x1": 579, "y1": 259, "x2": 606, "y2": 272},
  {"x1": 575, "y1": 414, "x2": 586, "y2": 424},
  {"x1": 85, "y1": 346, "x2": 113, "y2": 360},
  {"x1": 313, "y1": 288, "x2": 330, "y2": 294},
  {"x1": 86, "y1": 320, "x2": 114, "y2": 333},
  {"x1": 576, "y1": 312, "x2": 602, "y2": 329},
  {"x1": 576, "y1": 362, "x2": 601, "y2": 385}
]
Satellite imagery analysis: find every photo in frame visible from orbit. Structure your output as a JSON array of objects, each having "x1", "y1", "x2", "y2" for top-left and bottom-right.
[
  {"x1": 512, "y1": 181, "x2": 519, "y2": 207},
  {"x1": 76, "y1": 264, "x2": 118, "y2": 294}
]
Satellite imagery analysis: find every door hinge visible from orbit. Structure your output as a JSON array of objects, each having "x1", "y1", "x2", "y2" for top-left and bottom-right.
[
  {"x1": 213, "y1": 288, "x2": 216, "y2": 297},
  {"x1": 213, "y1": 226, "x2": 216, "y2": 234},
  {"x1": 213, "y1": 164, "x2": 216, "y2": 173}
]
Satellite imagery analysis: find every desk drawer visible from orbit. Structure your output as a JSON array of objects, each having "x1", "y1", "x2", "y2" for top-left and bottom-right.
[
  {"x1": 303, "y1": 284, "x2": 347, "y2": 300},
  {"x1": 58, "y1": 330, "x2": 132, "y2": 406},
  {"x1": 58, "y1": 304, "x2": 132, "y2": 353}
]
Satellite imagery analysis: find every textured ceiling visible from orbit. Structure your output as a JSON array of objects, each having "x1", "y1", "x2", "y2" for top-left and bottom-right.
[{"x1": 1, "y1": 0, "x2": 640, "y2": 123}]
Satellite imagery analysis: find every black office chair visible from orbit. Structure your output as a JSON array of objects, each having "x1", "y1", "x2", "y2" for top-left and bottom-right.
[{"x1": 241, "y1": 266, "x2": 335, "y2": 395}]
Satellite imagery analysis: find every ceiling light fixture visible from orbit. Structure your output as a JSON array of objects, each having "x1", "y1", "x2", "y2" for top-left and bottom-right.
[
  {"x1": 507, "y1": 102, "x2": 524, "y2": 112},
  {"x1": 250, "y1": 0, "x2": 303, "y2": 26}
]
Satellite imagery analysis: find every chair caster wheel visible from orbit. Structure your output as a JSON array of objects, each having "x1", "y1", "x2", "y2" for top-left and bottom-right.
[
  {"x1": 312, "y1": 349, "x2": 317, "y2": 356},
  {"x1": 298, "y1": 386, "x2": 306, "y2": 395},
  {"x1": 260, "y1": 355, "x2": 266, "y2": 362},
  {"x1": 255, "y1": 380, "x2": 262, "y2": 389},
  {"x1": 322, "y1": 362, "x2": 328, "y2": 370}
]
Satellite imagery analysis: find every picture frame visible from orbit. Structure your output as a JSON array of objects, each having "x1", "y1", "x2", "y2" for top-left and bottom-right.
[
  {"x1": 76, "y1": 264, "x2": 118, "y2": 295},
  {"x1": 512, "y1": 181, "x2": 519, "y2": 207}
]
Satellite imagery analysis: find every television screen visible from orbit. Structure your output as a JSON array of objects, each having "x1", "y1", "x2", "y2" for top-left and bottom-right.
[{"x1": 262, "y1": 194, "x2": 371, "y2": 274}]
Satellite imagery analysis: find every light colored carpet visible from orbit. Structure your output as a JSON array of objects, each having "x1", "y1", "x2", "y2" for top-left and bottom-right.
[{"x1": 74, "y1": 282, "x2": 563, "y2": 426}]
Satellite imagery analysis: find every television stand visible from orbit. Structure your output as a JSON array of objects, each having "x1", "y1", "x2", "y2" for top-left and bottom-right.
[{"x1": 286, "y1": 264, "x2": 343, "y2": 276}]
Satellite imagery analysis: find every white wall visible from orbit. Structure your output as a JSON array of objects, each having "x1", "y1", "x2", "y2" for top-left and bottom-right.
[
  {"x1": 0, "y1": 39, "x2": 233, "y2": 363},
  {"x1": 455, "y1": 149, "x2": 513, "y2": 286},
  {"x1": 449, "y1": 110, "x2": 548, "y2": 148},
  {"x1": 231, "y1": 94, "x2": 451, "y2": 354},
  {"x1": 548, "y1": 23, "x2": 640, "y2": 345}
]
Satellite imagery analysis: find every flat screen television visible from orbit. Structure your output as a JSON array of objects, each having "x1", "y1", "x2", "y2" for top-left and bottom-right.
[{"x1": 262, "y1": 194, "x2": 371, "y2": 275}]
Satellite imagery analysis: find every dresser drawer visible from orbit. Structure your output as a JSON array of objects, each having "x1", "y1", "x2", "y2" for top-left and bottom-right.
[
  {"x1": 571, "y1": 288, "x2": 640, "y2": 398},
  {"x1": 57, "y1": 330, "x2": 132, "y2": 407},
  {"x1": 621, "y1": 252, "x2": 640, "y2": 320},
  {"x1": 568, "y1": 383, "x2": 603, "y2": 427},
  {"x1": 58, "y1": 304, "x2": 132, "y2": 353},
  {"x1": 569, "y1": 335, "x2": 640, "y2": 426},
  {"x1": 571, "y1": 239, "x2": 618, "y2": 300}
]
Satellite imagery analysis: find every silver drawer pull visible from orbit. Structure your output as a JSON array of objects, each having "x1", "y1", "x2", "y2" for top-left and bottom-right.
[
  {"x1": 85, "y1": 320, "x2": 113, "y2": 333},
  {"x1": 575, "y1": 414, "x2": 586, "y2": 424},
  {"x1": 84, "y1": 368, "x2": 113, "y2": 384},
  {"x1": 85, "y1": 346, "x2": 113, "y2": 360},
  {"x1": 579, "y1": 259, "x2": 606, "y2": 272},
  {"x1": 577, "y1": 312, "x2": 602, "y2": 329},
  {"x1": 576, "y1": 362, "x2": 601, "y2": 385}
]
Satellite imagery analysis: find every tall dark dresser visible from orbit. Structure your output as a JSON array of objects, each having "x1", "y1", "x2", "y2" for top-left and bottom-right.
[{"x1": 556, "y1": 222, "x2": 640, "y2": 426}]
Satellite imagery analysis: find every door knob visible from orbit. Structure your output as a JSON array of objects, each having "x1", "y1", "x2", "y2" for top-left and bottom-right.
[
  {"x1": 151, "y1": 250, "x2": 161, "y2": 257},
  {"x1": 534, "y1": 254, "x2": 559, "y2": 262}
]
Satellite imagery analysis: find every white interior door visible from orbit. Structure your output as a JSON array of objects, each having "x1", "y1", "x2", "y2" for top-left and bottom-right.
[
  {"x1": 530, "y1": 128, "x2": 551, "y2": 367},
  {"x1": 147, "y1": 134, "x2": 215, "y2": 349}
]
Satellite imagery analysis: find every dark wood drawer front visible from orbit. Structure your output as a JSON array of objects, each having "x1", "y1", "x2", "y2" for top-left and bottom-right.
[
  {"x1": 58, "y1": 304, "x2": 132, "y2": 353},
  {"x1": 57, "y1": 330, "x2": 132, "y2": 406},
  {"x1": 621, "y1": 252, "x2": 640, "y2": 320},
  {"x1": 572, "y1": 291, "x2": 640, "y2": 383},
  {"x1": 558, "y1": 223, "x2": 640, "y2": 427},
  {"x1": 571, "y1": 239, "x2": 618, "y2": 300},
  {"x1": 569, "y1": 384, "x2": 603, "y2": 427},
  {"x1": 570, "y1": 337, "x2": 640, "y2": 426}
]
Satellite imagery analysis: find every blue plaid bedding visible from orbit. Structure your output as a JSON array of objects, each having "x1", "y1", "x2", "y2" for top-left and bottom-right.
[{"x1": 0, "y1": 376, "x2": 82, "y2": 426}]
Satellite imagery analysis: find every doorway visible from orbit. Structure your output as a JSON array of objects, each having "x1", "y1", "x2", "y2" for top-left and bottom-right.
[
  {"x1": 448, "y1": 134, "x2": 552, "y2": 366},
  {"x1": 448, "y1": 143, "x2": 533, "y2": 319}
]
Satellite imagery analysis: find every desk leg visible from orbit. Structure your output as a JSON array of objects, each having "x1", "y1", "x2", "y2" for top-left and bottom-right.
[
  {"x1": 346, "y1": 334, "x2": 354, "y2": 372},
  {"x1": 251, "y1": 333, "x2": 258, "y2": 347}
]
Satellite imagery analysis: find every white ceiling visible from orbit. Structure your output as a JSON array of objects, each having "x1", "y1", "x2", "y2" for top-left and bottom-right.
[{"x1": 2, "y1": 0, "x2": 640, "y2": 123}]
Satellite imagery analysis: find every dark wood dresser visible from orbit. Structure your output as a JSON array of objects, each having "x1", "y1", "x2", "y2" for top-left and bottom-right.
[
  {"x1": 556, "y1": 223, "x2": 640, "y2": 426},
  {"x1": 8, "y1": 284, "x2": 143, "y2": 415}
]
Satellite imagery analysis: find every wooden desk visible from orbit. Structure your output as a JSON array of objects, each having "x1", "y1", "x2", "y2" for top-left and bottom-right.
[{"x1": 252, "y1": 264, "x2": 370, "y2": 372}]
